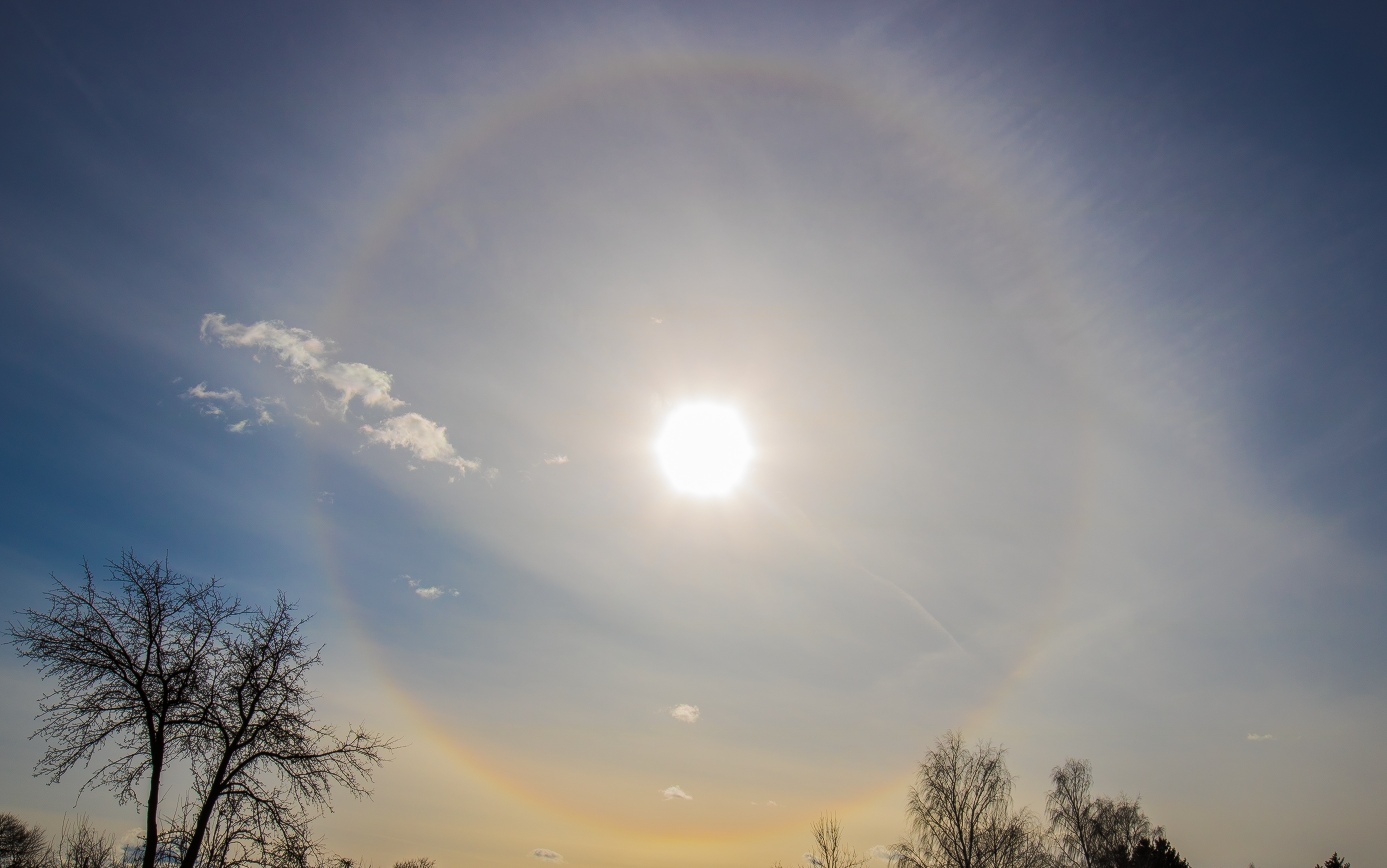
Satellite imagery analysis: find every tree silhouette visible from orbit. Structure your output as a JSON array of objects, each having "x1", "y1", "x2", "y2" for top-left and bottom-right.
[
  {"x1": 893, "y1": 731, "x2": 1049, "y2": 868},
  {"x1": 10, "y1": 553, "x2": 394, "y2": 868},
  {"x1": 1129, "y1": 837, "x2": 1189, "y2": 868},
  {"x1": 9, "y1": 554, "x2": 242, "y2": 868},
  {"x1": 1315, "y1": 855, "x2": 1349, "y2": 868},
  {"x1": 0, "y1": 814, "x2": 49, "y2": 868},
  {"x1": 170, "y1": 593, "x2": 393, "y2": 868}
]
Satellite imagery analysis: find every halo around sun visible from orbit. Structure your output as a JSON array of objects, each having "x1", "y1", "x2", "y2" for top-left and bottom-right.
[{"x1": 654, "y1": 403, "x2": 753, "y2": 497}]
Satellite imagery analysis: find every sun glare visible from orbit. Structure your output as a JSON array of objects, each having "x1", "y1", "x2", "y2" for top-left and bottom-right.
[{"x1": 655, "y1": 403, "x2": 753, "y2": 497}]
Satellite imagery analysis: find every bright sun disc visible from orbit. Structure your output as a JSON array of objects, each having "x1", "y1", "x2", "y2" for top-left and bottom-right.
[{"x1": 655, "y1": 403, "x2": 753, "y2": 497}]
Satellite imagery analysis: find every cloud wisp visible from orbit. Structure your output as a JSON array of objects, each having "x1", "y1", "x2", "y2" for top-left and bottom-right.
[
  {"x1": 662, "y1": 785, "x2": 692, "y2": 801},
  {"x1": 197, "y1": 314, "x2": 480, "y2": 476},
  {"x1": 531, "y1": 850, "x2": 563, "y2": 863},
  {"x1": 1246, "y1": 733, "x2": 1275, "y2": 742},
  {"x1": 182, "y1": 381, "x2": 279, "y2": 432},
  {"x1": 669, "y1": 704, "x2": 700, "y2": 723},
  {"x1": 201, "y1": 314, "x2": 402, "y2": 415}
]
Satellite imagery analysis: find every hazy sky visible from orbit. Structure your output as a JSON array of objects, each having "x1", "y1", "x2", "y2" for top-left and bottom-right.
[{"x1": 3, "y1": 3, "x2": 1385, "y2": 867}]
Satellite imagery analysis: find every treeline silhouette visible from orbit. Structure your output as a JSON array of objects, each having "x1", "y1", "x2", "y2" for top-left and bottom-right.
[
  {"x1": 3, "y1": 553, "x2": 1353, "y2": 868},
  {"x1": 779, "y1": 732, "x2": 1348, "y2": 868}
]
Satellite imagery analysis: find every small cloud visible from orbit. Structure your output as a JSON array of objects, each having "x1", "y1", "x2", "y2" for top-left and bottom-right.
[
  {"x1": 669, "y1": 704, "x2": 700, "y2": 724},
  {"x1": 317, "y1": 491, "x2": 335, "y2": 504},
  {"x1": 1247, "y1": 733, "x2": 1274, "y2": 741},
  {"x1": 804, "y1": 854, "x2": 825, "y2": 868},
  {"x1": 651, "y1": 317, "x2": 664, "y2": 324},
  {"x1": 227, "y1": 420, "x2": 250, "y2": 434},
  {"x1": 186, "y1": 382, "x2": 245, "y2": 404},
  {"x1": 404, "y1": 577, "x2": 455, "y2": 601},
  {"x1": 869, "y1": 845, "x2": 904, "y2": 863},
  {"x1": 662, "y1": 785, "x2": 692, "y2": 801},
  {"x1": 750, "y1": 800, "x2": 778, "y2": 807},
  {"x1": 531, "y1": 850, "x2": 563, "y2": 863},
  {"x1": 544, "y1": 454, "x2": 569, "y2": 465},
  {"x1": 361, "y1": 412, "x2": 479, "y2": 475}
]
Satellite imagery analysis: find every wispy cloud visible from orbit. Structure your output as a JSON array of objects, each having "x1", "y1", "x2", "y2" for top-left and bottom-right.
[
  {"x1": 543, "y1": 454, "x2": 569, "y2": 465},
  {"x1": 201, "y1": 314, "x2": 403, "y2": 414},
  {"x1": 662, "y1": 785, "x2": 692, "y2": 801},
  {"x1": 1247, "y1": 733, "x2": 1275, "y2": 741},
  {"x1": 186, "y1": 382, "x2": 244, "y2": 404},
  {"x1": 869, "y1": 845, "x2": 903, "y2": 863},
  {"x1": 183, "y1": 381, "x2": 280, "y2": 431},
  {"x1": 198, "y1": 315, "x2": 480, "y2": 476},
  {"x1": 669, "y1": 704, "x2": 700, "y2": 723},
  {"x1": 361, "y1": 413, "x2": 480, "y2": 475},
  {"x1": 531, "y1": 850, "x2": 563, "y2": 863}
]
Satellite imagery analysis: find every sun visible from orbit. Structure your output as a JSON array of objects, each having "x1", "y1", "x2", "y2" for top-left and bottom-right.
[{"x1": 654, "y1": 402, "x2": 753, "y2": 497}]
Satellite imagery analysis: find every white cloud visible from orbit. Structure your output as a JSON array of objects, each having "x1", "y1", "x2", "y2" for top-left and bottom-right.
[
  {"x1": 531, "y1": 850, "x2": 563, "y2": 863},
  {"x1": 669, "y1": 704, "x2": 700, "y2": 723},
  {"x1": 201, "y1": 314, "x2": 404, "y2": 414},
  {"x1": 662, "y1": 785, "x2": 692, "y2": 800},
  {"x1": 544, "y1": 454, "x2": 569, "y2": 465},
  {"x1": 804, "y1": 854, "x2": 825, "y2": 868},
  {"x1": 1247, "y1": 733, "x2": 1275, "y2": 741},
  {"x1": 185, "y1": 382, "x2": 244, "y2": 404},
  {"x1": 198, "y1": 315, "x2": 485, "y2": 478},
  {"x1": 361, "y1": 412, "x2": 479, "y2": 474},
  {"x1": 405, "y1": 577, "x2": 457, "y2": 601},
  {"x1": 869, "y1": 845, "x2": 904, "y2": 863}
]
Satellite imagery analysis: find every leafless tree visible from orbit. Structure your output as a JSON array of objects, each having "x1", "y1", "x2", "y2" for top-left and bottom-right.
[
  {"x1": 804, "y1": 815, "x2": 868, "y2": 868},
  {"x1": 170, "y1": 594, "x2": 393, "y2": 868},
  {"x1": 50, "y1": 817, "x2": 117, "y2": 868},
  {"x1": 0, "y1": 814, "x2": 49, "y2": 868},
  {"x1": 893, "y1": 731, "x2": 1050, "y2": 868},
  {"x1": 8, "y1": 554, "x2": 242, "y2": 868},
  {"x1": 1046, "y1": 759, "x2": 1155, "y2": 868},
  {"x1": 10, "y1": 554, "x2": 393, "y2": 868}
]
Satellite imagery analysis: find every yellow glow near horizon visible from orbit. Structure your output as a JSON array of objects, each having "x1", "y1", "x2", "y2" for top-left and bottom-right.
[{"x1": 655, "y1": 403, "x2": 753, "y2": 496}]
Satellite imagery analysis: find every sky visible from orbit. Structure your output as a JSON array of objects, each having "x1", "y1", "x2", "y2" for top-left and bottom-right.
[{"x1": 2, "y1": 2, "x2": 1386, "y2": 867}]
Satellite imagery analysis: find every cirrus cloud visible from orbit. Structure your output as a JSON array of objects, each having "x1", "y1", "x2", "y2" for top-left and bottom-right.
[{"x1": 662, "y1": 785, "x2": 692, "y2": 800}]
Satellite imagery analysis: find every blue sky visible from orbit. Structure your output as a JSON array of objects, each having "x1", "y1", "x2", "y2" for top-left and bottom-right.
[{"x1": 2, "y1": 3, "x2": 1386, "y2": 867}]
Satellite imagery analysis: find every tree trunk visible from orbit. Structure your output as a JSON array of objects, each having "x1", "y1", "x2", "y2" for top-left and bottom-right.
[{"x1": 142, "y1": 733, "x2": 164, "y2": 868}]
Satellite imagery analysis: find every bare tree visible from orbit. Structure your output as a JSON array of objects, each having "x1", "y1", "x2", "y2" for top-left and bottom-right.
[
  {"x1": 171, "y1": 594, "x2": 393, "y2": 868},
  {"x1": 50, "y1": 817, "x2": 117, "y2": 868},
  {"x1": 8, "y1": 554, "x2": 241, "y2": 868},
  {"x1": 806, "y1": 815, "x2": 868, "y2": 868},
  {"x1": 893, "y1": 731, "x2": 1050, "y2": 868},
  {"x1": 10, "y1": 553, "x2": 393, "y2": 868},
  {"x1": 0, "y1": 814, "x2": 49, "y2": 868},
  {"x1": 1046, "y1": 759, "x2": 1156, "y2": 868}
]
